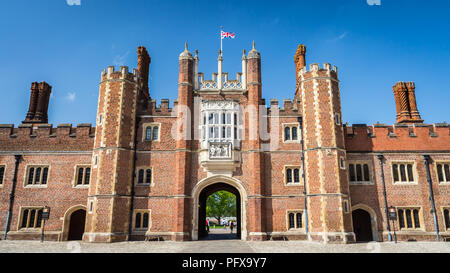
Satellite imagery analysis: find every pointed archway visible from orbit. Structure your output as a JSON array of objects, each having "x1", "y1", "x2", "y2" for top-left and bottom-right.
[
  {"x1": 68, "y1": 209, "x2": 86, "y2": 240},
  {"x1": 352, "y1": 209, "x2": 373, "y2": 242}
]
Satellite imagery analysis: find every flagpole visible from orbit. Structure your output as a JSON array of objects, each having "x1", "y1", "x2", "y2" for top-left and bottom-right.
[{"x1": 220, "y1": 26, "x2": 223, "y2": 53}]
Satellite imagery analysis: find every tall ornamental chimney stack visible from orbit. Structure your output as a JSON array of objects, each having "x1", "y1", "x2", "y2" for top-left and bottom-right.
[
  {"x1": 294, "y1": 44, "x2": 306, "y2": 98},
  {"x1": 393, "y1": 81, "x2": 423, "y2": 124},
  {"x1": 137, "y1": 46, "x2": 151, "y2": 99}
]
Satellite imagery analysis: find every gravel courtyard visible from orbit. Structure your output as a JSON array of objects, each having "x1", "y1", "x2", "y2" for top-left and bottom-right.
[{"x1": 0, "y1": 239, "x2": 448, "y2": 253}]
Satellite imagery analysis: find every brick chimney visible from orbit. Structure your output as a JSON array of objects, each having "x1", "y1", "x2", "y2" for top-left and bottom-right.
[
  {"x1": 393, "y1": 81, "x2": 423, "y2": 124},
  {"x1": 137, "y1": 46, "x2": 151, "y2": 100},
  {"x1": 23, "y1": 81, "x2": 52, "y2": 124},
  {"x1": 294, "y1": 44, "x2": 306, "y2": 98}
]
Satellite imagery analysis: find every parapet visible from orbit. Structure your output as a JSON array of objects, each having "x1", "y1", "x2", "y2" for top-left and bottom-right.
[
  {"x1": 101, "y1": 66, "x2": 139, "y2": 82},
  {"x1": 0, "y1": 123, "x2": 95, "y2": 152},
  {"x1": 344, "y1": 122, "x2": 450, "y2": 152},
  {"x1": 298, "y1": 63, "x2": 338, "y2": 80},
  {"x1": 149, "y1": 99, "x2": 174, "y2": 115},
  {"x1": 267, "y1": 98, "x2": 300, "y2": 115}
]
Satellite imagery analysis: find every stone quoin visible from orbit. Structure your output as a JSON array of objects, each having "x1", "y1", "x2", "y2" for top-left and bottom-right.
[{"x1": 0, "y1": 43, "x2": 449, "y2": 243}]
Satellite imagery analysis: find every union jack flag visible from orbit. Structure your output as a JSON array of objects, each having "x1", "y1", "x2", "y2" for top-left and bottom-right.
[{"x1": 221, "y1": 30, "x2": 235, "y2": 39}]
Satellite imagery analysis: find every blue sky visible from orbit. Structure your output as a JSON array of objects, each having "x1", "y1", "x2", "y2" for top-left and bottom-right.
[{"x1": 0, "y1": 0, "x2": 449, "y2": 126}]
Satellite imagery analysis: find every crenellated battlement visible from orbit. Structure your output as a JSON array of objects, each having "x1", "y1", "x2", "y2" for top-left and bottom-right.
[
  {"x1": 298, "y1": 63, "x2": 338, "y2": 80},
  {"x1": 149, "y1": 99, "x2": 175, "y2": 115},
  {"x1": 267, "y1": 98, "x2": 301, "y2": 115},
  {"x1": 344, "y1": 122, "x2": 450, "y2": 152},
  {"x1": 0, "y1": 123, "x2": 95, "y2": 151},
  {"x1": 100, "y1": 66, "x2": 139, "y2": 82}
]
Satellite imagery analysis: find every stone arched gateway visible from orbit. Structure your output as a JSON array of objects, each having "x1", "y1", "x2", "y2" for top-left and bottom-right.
[
  {"x1": 351, "y1": 204, "x2": 379, "y2": 242},
  {"x1": 191, "y1": 176, "x2": 247, "y2": 241},
  {"x1": 61, "y1": 205, "x2": 87, "y2": 241}
]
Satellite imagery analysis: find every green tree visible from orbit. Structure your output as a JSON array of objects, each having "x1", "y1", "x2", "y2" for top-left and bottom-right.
[{"x1": 206, "y1": 190, "x2": 236, "y2": 225}]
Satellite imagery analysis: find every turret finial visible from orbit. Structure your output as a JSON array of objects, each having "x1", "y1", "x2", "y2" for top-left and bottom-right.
[
  {"x1": 184, "y1": 42, "x2": 188, "y2": 52},
  {"x1": 252, "y1": 40, "x2": 256, "y2": 51}
]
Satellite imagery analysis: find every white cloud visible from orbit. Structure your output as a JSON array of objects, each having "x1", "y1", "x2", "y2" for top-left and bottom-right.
[
  {"x1": 338, "y1": 32, "x2": 348, "y2": 40},
  {"x1": 66, "y1": 92, "x2": 76, "y2": 102},
  {"x1": 66, "y1": 0, "x2": 81, "y2": 6},
  {"x1": 113, "y1": 51, "x2": 130, "y2": 66}
]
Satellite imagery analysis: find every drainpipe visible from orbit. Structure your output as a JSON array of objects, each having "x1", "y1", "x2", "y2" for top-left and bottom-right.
[
  {"x1": 298, "y1": 117, "x2": 309, "y2": 236},
  {"x1": 377, "y1": 154, "x2": 392, "y2": 242},
  {"x1": 128, "y1": 116, "x2": 140, "y2": 240},
  {"x1": 4, "y1": 154, "x2": 22, "y2": 240},
  {"x1": 423, "y1": 155, "x2": 440, "y2": 241}
]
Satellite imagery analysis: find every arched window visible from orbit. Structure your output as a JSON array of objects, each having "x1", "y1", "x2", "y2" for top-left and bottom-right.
[
  {"x1": 393, "y1": 165, "x2": 399, "y2": 182},
  {"x1": 349, "y1": 164, "x2": 355, "y2": 182},
  {"x1": 405, "y1": 209, "x2": 413, "y2": 228},
  {"x1": 143, "y1": 213, "x2": 149, "y2": 228},
  {"x1": 77, "y1": 168, "x2": 84, "y2": 185},
  {"x1": 284, "y1": 127, "x2": 291, "y2": 141},
  {"x1": 138, "y1": 169, "x2": 144, "y2": 184},
  {"x1": 286, "y1": 168, "x2": 292, "y2": 183},
  {"x1": 135, "y1": 213, "x2": 142, "y2": 228},
  {"x1": 437, "y1": 164, "x2": 444, "y2": 182},
  {"x1": 145, "y1": 169, "x2": 152, "y2": 184},
  {"x1": 356, "y1": 164, "x2": 363, "y2": 181},
  {"x1": 363, "y1": 164, "x2": 370, "y2": 181},
  {"x1": 444, "y1": 209, "x2": 450, "y2": 229},
  {"x1": 294, "y1": 169, "x2": 300, "y2": 183},
  {"x1": 400, "y1": 164, "x2": 407, "y2": 182},
  {"x1": 21, "y1": 209, "x2": 29, "y2": 228},
  {"x1": 413, "y1": 209, "x2": 420, "y2": 228},
  {"x1": 292, "y1": 127, "x2": 298, "y2": 140},
  {"x1": 398, "y1": 209, "x2": 405, "y2": 229},
  {"x1": 35, "y1": 168, "x2": 41, "y2": 183},
  {"x1": 152, "y1": 126, "x2": 159, "y2": 140},
  {"x1": 296, "y1": 213, "x2": 302, "y2": 228},
  {"x1": 288, "y1": 213, "x2": 295, "y2": 229},
  {"x1": 407, "y1": 164, "x2": 414, "y2": 182},
  {"x1": 145, "y1": 126, "x2": 152, "y2": 140}
]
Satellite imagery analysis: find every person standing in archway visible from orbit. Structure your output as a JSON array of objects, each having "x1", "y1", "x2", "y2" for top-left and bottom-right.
[
  {"x1": 206, "y1": 218, "x2": 210, "y2": 233},
  {"x1": 230, "y1": 221, "x2": 234, "y2": 234}
]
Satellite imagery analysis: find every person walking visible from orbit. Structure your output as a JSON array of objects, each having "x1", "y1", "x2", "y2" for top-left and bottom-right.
[
  {"x1": 206, "y1": 219, "x2": 210, "y2": 233},
  {"x1": 230, "y1": 221, "x2": 234, "y2": 233}
]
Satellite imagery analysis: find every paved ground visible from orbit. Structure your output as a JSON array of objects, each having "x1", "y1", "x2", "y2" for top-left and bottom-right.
[{"x1": 0, "y1": 230, "x2": 448, "y2": 253}]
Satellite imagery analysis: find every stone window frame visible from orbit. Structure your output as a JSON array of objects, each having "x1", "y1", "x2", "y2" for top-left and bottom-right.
[
  {"x1": 396, "y1": 206, "x2": 424, "y2": 231},
  {"x1": 133, "y1": 209, "x2": 151, "y2": 231},
  {"x1": 98, "y1": 114, "x2": 103, "y2": 126},
  {"x1": 17, "y1": 206, "x2": 44, "y2": 230},
  {"x1": 135, "y1": 167, "x2": 154, "y2": 187},
  {"x1": 23, "y1": 164, "x2": 50, "y2": 188},
  {"x1": 348, "y1": 161, "x2": 373, "y2": 185},
  {"x1": 343, "y1": 200, "x2": 350, "y2": 214},
  {"x1": 434, "y1": 161, "x2": 450, "y2": 184},
  {"x1": 390, "y1": 161, "x2": 418, "y2": 185},
  {"x1": 335, "y1": 113, "x2": 341, "y2": 126},
  {"x1": 282, "y1": 123, "x2": 300, "y2": 143},
  {"x1": 142, "y1": 122, "x2": 161, "y2": 142},
  {"x1": 0, "y1": 164, "x2": 6, "y2": 187},
  {"x1": 283, "y1": 165, "x2": 303, "y2": 186},
  {"x1": 93, "y1": 155, "x2": 98, "y2": 169},
  {"x1": 286, "y1": 210, "x2": 305, "y2": 231},
  {"x1": 442, "y1": 207, "x2": 450, "y2": 230},
  {"x1": 339, "y1": 157, "x2": 346, "y2": 170},
  {"x1": 87, "y1": 198, "x2": 95, "y2": 214},
  {"x1": 73, "y1": 165, "x2": 91, "y2": 188}
]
